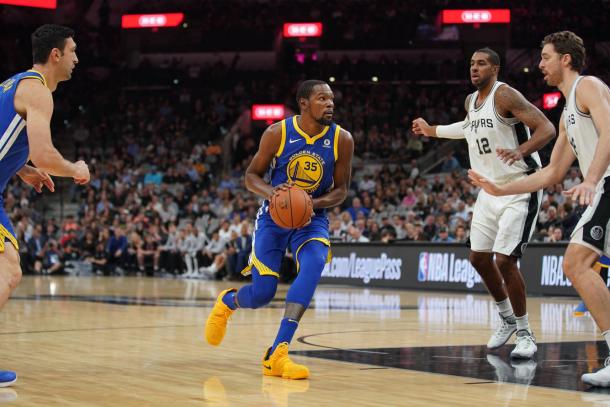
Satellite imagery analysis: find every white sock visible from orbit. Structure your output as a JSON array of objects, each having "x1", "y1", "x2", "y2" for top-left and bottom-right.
[
  {"x1": 515, "y1": 314, "x2": 530, "y2": 333},
  {"x1": 603, "y1": 330, "x2": 610, "y2": 351},
  {"x1": 496, "y1": 298, "x2": 515, "y2": 322}
]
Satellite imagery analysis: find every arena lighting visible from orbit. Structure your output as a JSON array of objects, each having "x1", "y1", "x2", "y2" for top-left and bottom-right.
[
  {"x1": 0, "y1": 0, "x2": 56, "y2": 8},
  {"x1": 121, "y1": 13, "x2": 184, "y2": 29},
  {"x1": 283, "y1": 23, "x2": 323, "y2": 38},
  {"x1": 442, "y1": 9, "x2": 510, "y2": 24},
  {"x1": 251, "y1": 105, "x2": 285, "y2": 120},
  {"x1": 543, "y1": 92, "x2": 562, "y2": 110}
]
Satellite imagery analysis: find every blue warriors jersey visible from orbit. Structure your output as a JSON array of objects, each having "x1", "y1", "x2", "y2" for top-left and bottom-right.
[
  {"x1": 599, "y1": 255, "x2": 610, "y2": 268},
  {"x1": 267, "y1": 115, "x2": 340, "y2": 214},
  {"x1": 0, "y1": 69, "x2": 46, "y2": 251},
  {"x1": 242, "y1": 116, "x2": 341, "y2": 278}
]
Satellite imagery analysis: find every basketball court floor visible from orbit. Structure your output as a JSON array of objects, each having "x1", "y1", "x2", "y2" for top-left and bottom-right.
[{"x1": 1, "y1": 276, "x2": 609, "y2": 406}]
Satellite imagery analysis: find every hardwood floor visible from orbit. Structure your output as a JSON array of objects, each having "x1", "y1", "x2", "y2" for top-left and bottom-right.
[{"x1": 0, "y1": 275, "x2": 606, "y2": 406}]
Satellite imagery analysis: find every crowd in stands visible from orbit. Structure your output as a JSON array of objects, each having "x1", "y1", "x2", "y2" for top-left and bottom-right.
[
  {"x1": 1, "y1": 1, "x2": 608, "y2": 277},
  {"x1": 3, "y1": 126, "x2": 587, "y2": 278}
]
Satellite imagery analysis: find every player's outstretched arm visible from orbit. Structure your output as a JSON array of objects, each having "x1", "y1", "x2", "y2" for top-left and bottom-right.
[
  {"x1": 244, "y1": 121, "x2": 283, "y2": 200},
  {"x1": 311, "y1": 129, "x2": 354, "y2": 209},
  {"x1": 15, "y1": 79, "x2": 89, "y2": 184},
  {"x1": 469, "y1": 116, "x2": 575, "y2": 196},
  {"x1": 494, "y1": 85, "x2": 556, "y2": 165},
  {"x1": 411, "y1": 118, "x2": 466, "y2": 139},
  {"x1": 566, "y1": 76, "x2": 610, "y2": 205}
]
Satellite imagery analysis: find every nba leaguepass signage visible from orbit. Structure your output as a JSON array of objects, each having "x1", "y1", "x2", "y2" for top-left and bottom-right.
[{"x1": 321, "y1": 243, "x2": 576, "y2": 296}]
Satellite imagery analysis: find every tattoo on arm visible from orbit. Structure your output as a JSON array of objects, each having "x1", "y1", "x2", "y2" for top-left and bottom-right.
[{"x1": 495, "y1": 85, "x2": 546, "y2": 128}]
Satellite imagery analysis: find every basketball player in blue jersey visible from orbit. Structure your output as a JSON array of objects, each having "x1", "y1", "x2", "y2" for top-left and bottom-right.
[
  {"x1": 205, "y1": 80, "x2": 354, "y2": 379},
  {"x1": 0, "y1": 24, "x2": 90, "y2": 387}
]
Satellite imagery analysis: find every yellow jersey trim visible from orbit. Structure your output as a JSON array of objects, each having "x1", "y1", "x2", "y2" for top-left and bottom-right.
[
  {"x1": 333, "y1": 125, "x2": 341, "y2": 161},
  {"x1": 276, "y1": 120, "x2": 286, "y2": 158},
  {"x1": 596, "y1": 261, "x2": 609, "y2": 269},
  {"x1": 292, "y1": 116, "x2": 329, "y2": 145},
  {"x1": 241, "y1": 251, "x2": 279, "y2": 278},
  {"x1": 294, "y1": 238, "x2": 331, "y2": 273},
  {"x1": 26, "y1": 69, "x2": 47, "y2": 88},
  {"x1": 0, "y1": 224, "x2": 19, "y2": 253}
]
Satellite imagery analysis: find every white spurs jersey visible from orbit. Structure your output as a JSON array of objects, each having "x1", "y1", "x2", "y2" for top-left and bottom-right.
[
  {"x1": 563, "y1": 76, "x2": 610, "y2": 181},
  {"x1": 464, "y1": 81, "x2": 541, "y2": 183}
]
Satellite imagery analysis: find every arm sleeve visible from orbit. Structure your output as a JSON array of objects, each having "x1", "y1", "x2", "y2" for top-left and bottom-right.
[{"x1": 436, "y1": 121, "x2": 467, "y2": 139}]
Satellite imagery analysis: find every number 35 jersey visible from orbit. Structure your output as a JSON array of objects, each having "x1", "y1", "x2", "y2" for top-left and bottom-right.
[
  {"x1": 464, "y1": 81, "x2": 541, "y2": 184},
  {"x1": 268, "y1": 116, "x2": 340, "y2": 212}
]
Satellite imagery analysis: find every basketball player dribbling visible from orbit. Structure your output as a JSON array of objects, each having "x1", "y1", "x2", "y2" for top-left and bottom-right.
[
  {"x1": 469, "y1": 31, "x2": 610, "y2": 387},
  {"x1": 412, "y1": 47, "x2": 555, "y2": 359},
  {"x1": 0, "y1": 24, "x2": 90, "y2": 386},
  {"x1": 205, "y1": 80, "x2": 354, "y2": 379}
]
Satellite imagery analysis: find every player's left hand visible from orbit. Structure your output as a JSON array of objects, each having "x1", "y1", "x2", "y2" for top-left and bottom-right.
[
  {"x1": 496, "y1": 148, "x2": 523, "y2": 166},
  {"x1": 18, "y1": 166, "x2": 54, "y2": 193},
  {"x1": 468, "y1": 169, "x2": 505, "y2": 196},
  {"x1": 563, "y1": 180, "x2": 596, "y2": 206}
]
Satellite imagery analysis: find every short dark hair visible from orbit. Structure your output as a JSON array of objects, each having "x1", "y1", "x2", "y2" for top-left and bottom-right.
[
  {"x1": 31, "y1": 24, "x2": 75, "y2": 64},
  {"x1": 475, "y1": 47, "x2": 501, "y2": 66},
  {"x1": 296, "y1": 79, "x2": 328, "y2": 106},
  {"x1": 541, "y1": 31, "x2": 586, "y2": 73}
]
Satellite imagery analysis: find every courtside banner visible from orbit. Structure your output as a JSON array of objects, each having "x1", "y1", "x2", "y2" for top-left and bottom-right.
[{"x1": 321, "y1": 243, "x2": 575, "y2": 296}]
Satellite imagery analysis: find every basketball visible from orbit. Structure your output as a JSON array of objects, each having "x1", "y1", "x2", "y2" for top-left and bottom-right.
[{"x1": 269, "y1": 185, "x2": 313, "y2": 229}]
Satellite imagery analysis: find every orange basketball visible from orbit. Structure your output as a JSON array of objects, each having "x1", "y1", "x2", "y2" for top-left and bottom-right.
[{"x1": 269, "y1": 185, "x2": 313, "y2": 229}]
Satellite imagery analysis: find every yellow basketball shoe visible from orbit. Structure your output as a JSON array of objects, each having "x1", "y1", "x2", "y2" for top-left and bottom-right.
[
  {"x1": 205, "y1": 288, "x2": 237, "y2": 346},
  {"x1": 262, "y1": 342, "x2": 309, "y2": 380}
]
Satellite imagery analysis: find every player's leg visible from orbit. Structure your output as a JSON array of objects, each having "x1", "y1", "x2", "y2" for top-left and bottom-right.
[
  {"x1": 0, "y1": 235, "x2": 21, "y2": 387},
  {"x1": 0, "y1": 223, "x2": 21, "y2": 309},
  {"x1": 564, "y1": 244, "x2": 610, "y2": 386},
  {"x1": 0, "y1": 243, "x2": 21, "y2": 311},
  {"x1": 564, "y1": 244, "x2": 609, "y2": 328},
  {"x1": 470, "y1": 195, "x2": 517, "y2": 349},
  {"x1": 262, "y1": 236, "x2": 329, "y2": 380},
  {"x1": 493, "y1": 191, "x2": 540, "y2": 358},
  {"x1": 272, "y1": 240, "x2": 328, "y2": 351},
  {"x1": 470, "y1": 250, "x2": 517, "y2": 349},
  {"x1": 568, "y1": 189, "x2": 610, "y2": 386},
  {"x1": 205, "y1": 218, "x2": 288, "y2": 346},
  {"x1": 574, "y1": 259, "x2": 609, "y2": 316}
]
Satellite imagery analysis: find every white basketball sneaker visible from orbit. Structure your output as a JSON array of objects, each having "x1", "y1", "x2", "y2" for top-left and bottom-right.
[
  {"x1": 510, "y1": 330, "x2": 537, "y2": 359},
  {"x1": 487, "y1": 314, "x2": 517, "y2": 349},
  {"x1": 582, "y1": 357, "x2": 610, "y2": 387}
]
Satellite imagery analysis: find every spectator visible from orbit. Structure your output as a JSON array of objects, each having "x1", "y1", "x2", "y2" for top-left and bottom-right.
[
  {"x1": 107, "y1": 226, "x2": 129, "y2": 273},
  {"x1": 347, "y1": 225, "x2": 370, "y2": 242},
  {"x1": 433, "y1": 226, "x2": 455, "y2": 243},
  {"x1": 43, "y1": 241, "x2": 64, "y2": 274},
  {"x1": 347, "y1": 197, "x2": 370, "y2": 221}
]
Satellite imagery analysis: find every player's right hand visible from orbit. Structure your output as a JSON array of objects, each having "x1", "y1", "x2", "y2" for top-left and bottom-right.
[
  {"x1": 268, "y1": 181, "x2": 294, "y2": 200},
  {"x1": 468, "y1": 169, "x2": 504, "y2": 196},
  {"x1": 73, "y1": 160, "x2": 90, "y2": 185},
  {"x1": 412, "y1": 117, "x2": 434, "y2": 137}
]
